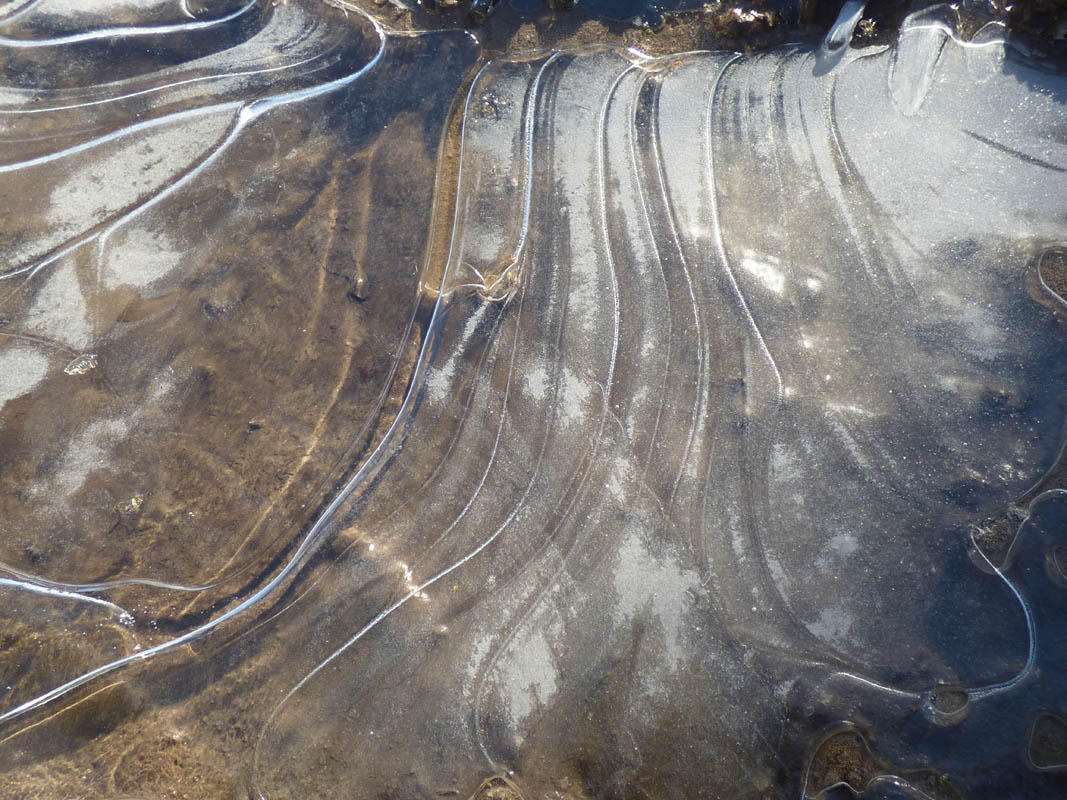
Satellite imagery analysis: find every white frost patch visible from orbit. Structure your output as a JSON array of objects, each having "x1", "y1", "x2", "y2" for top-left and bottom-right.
[
  {"x1": 46, "y1": 111, "x2": 232, "y2": 246},
  {"x1": 148, "y1": 366, "x2": 177, "y2": 404},
  {"x1": 938, "y1": 375, "x2": 960, "y2": 393},
  {"x1": 825, "y1": 400, "x2": 878, "y2": 418},
  {"x1": 825, "y1": 417, "x2": 871, "y2": 471},
  {"x1": 770, "y1": 443, "x2": 801, "y2": 484},
  {"x1": 640, "y1": 336, "x2": 658, "y2": 360},
  {"x1": 427, "y1": 305, "x2": 489, "y2": 403},
  {"x1": 0, "y1": 345, "x2": 51, "y2": 409},
  {"x1": 567, "y1": 262, "x2": 603, "y2": 334},
  {"x1": 54, "y1": 418, "x2": 129, "y2": 499},
  {"x1": 557, "y1": 367, "x2": 593, "y2": 428},
  {"x1": 623, "y1": 385, "x2": 648, "y2": 441},
  {"x1": 937, "y1": 372, "x2": 986, "y2": 400},
  {"x1": 613, "y1": 530, "x2": 701, "y2": 672},
  {"x1": 931, "y1": 289, "x2": 1004, "y2": 358},
  {"x1": 814, "y1": 532, "x2": 859, "y2": 571},
  {"x1": 495, "y1": 624, "x2": 559, "y2": 727},
  {"x1": 724, "y1": 507, "x2": 746, "y2": 563},
  {"x1": 462, "y1": 632, "x2": 495, "y2": 701},
  {"x1": 764, "y1": 553, "x2": 790, "y2": 592},
  {"x1": 805, "y1": 606, "x2": 856, "y2": 649},
  {"x1": 731, "y1": 521, "x2": 747, "y2": 562},
  {"x1": 740, "y1": 252, "x2": 785, "y2": 295},
  {"x1": 558, "y1": 152, "x2": 605, "y2": 334},
  {"x1": 522, "y1": 362, "x2": 549, "y2": 403},
  {"x1": 27, "y1": 0, "x2": 172, "y2": 16},
  {"x1": 774, "y1": 678, "x2": 797, "y2": 701},
  {"x1": 101, "y1": 227, "x2": 185, "y2": 289},
  {"x1": 425, "y1": 361, "x2": 455, "y2": 404},
  {"x1": 605, "y1": 456, "x2": 634, "y2": 503},
  {"x1": 25, "y1": 261, "x2": 92, "y2": 349}
]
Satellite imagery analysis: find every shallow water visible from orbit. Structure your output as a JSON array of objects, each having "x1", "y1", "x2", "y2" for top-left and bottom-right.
[{"x1": 0, "y1": 1, "x2": 1065, "y2": 798}]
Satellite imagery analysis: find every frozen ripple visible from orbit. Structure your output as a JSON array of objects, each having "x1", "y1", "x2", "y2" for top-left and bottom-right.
[
  {"x1": 255, "y1": 13, "x2": 1067, "y2": 799},
  {"x1": 0, "y1": 3, "x2": 1066, "y2": 799}
]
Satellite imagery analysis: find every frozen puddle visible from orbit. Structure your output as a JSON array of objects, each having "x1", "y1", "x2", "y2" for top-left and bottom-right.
[{"x1": 0, "y1": 2, "x2": 1065, "y2": 798}]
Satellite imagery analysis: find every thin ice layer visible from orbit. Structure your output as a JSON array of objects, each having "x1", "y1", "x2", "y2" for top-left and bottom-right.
[
  {"x1": 252, "y1": 14, "x2": 1067, "y2": 800},
  {"x1": 1, "y1": 5, "x2": 1066, "y2": 800},
  {"x1": 0, "y1": 0, "x2": 479, "y2": 727}
]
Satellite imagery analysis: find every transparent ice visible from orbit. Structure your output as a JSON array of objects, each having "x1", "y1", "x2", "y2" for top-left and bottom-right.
[{"x1": 0, "y1": 1, "x2": 1065, "y2": 798}]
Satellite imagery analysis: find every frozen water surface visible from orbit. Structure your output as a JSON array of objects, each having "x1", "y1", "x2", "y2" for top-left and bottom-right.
[{"x1": 0, "y1": 1, "x2": 1066, "y2": 798}]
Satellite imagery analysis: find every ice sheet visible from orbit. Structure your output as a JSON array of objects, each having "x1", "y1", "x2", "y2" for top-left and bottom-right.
[{"x1": 0, "y1": 3, "x2": 1065, "y2": 799}]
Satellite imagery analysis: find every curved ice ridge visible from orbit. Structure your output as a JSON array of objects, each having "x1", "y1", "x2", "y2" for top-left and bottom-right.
[
  {"x1": 0, "y1": 1, "x2": 479, "y2": 722},
  {"x1": 1, "y1": 3, "x2": 1066, "y2": 798},
  {"x1": 253, "y1": 9, "x2": 1067, "y2": 799},
  {"x1": 0, "y1": 0, "x2": 258, "y2": 47}
]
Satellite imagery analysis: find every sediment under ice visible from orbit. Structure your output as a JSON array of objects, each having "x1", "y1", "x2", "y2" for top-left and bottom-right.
[{"x1": 0, "y1": 1, "x2": 1065, "y2": 798}]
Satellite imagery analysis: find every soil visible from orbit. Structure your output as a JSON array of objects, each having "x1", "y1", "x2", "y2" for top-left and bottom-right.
[{"x1": 805, "y1": 728, "x2": 964, "y2": 800}]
